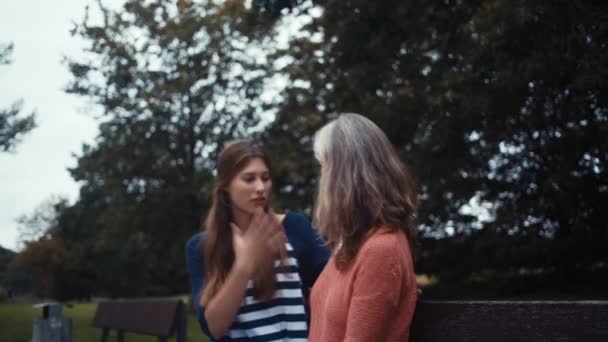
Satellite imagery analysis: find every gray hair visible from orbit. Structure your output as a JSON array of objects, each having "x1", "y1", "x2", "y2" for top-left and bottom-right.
[{"x1": 313, "y1": 113, "x2": 417, "y2": 269}]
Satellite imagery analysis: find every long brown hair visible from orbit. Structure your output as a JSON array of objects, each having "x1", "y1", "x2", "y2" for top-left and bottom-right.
[
  {"x1": 200, "y1": 139, "x2": 283, "y2": 304},
  {"x1": 313, "y1": 113, "x2": 418, "y2": 271}
]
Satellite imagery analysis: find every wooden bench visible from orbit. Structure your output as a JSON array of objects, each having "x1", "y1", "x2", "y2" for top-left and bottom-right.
[
  {"x1": 410, "y1": 300, "x2": 608, "y2": 342},
  {"x1": 92, "y1": 299, "x2": 187, "y2": 342},
  {"x1": 92, "y1": 299, "x2": 608, "y2": 341}
]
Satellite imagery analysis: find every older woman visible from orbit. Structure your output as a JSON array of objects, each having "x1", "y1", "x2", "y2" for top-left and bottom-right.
[{"x1": 309, "y1": 113, "x2": 419, "y2": 342}]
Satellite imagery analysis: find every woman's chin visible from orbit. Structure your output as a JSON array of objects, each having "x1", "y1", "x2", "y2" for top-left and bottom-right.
[
  {"x1": 253, "y1": 202, "x2": 271, "y2": 212},
  {"x1": 234, "y1": 203, "x2": 267, "y2": 215},
  {"x1": 253, "y1": 203, "x2": 267, "y2": 211},
  {"x1": 246, "y1": 205, "x2": 264, "y2": 214}
]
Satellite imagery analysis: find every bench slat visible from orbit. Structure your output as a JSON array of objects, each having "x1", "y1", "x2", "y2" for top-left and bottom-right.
[
  {"x1": 410, "y1": 301, "x2": 608, "y2": 342},
  {"x1": 92, "y1": 300, "x2": 181, "y2": 337}
]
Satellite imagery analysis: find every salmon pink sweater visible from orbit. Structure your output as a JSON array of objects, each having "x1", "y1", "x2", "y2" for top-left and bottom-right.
[{"x1": 309, "y1": 229, "x2": 417, "y2": 342}]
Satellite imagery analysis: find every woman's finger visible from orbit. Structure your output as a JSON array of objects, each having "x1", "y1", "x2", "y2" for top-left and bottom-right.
[{"x1": 249, "y1": 207, "x2": 265, "y2": 232}]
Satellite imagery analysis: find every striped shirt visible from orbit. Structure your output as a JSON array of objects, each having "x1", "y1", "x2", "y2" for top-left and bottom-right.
[
  {"x1": 226, "y1": 243, "x2": 307, "y2": 341},
  {"x1": 186, "y1": 211, "x2": 330, "y2": 342}
]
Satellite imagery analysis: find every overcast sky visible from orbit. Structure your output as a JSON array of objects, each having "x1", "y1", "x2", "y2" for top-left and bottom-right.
[{"x1": 0, "y1": 0, "x2": 124, "y2": 251}]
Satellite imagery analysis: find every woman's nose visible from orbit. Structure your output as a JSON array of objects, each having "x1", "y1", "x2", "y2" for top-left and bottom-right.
[{"x1": 254, "y1": 179, "x2": 265, "y2": 192}]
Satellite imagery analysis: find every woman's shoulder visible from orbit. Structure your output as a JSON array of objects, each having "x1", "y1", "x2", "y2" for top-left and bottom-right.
[
  {"x1": 282, "y1": 211, "x2": 314, "y2": 231},
  {"x1": 185, "y1": 232, "x2": 206, "y2": 256},
  {"x1": 282, "y1": 211, "x2": 320, "y2": 245},
  {"x1": 186, "y1": 231, "x2": 204, "y2": 245},
  {"x1": 185, "y1": 232, "x2": 206, "y2": 271},
  {"x1": 359, "y1": 229, "x2": 409, "y2": 259}
]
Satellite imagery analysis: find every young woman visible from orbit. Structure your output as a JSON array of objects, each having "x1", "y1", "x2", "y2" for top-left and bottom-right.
[
  {"x1": 309, "y1": 113, "x2": 419, "y2": 342},
  {"x1": 186, "y1": 139, "x2": 329, "y2": 341}
]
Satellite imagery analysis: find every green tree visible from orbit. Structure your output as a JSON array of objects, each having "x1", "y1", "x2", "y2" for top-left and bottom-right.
[
  {"x1": 57, "y1": 0, "x2": 274, "y2": 297},
  {"x1": 265, "y1": 0, "x2": 608, "y2": 291},
  {"x1": 0, "y1": 42, "x2": 36, "y2": 152},
  {"x1": 18, "y1": 0, "x2": 607, "y2": 299},
  {"x1": 14, "y1": 197, "x2": 70, "y2": 298},
  {"x1": 0, "y1": 246, "x2": 16, "y2": 290}
]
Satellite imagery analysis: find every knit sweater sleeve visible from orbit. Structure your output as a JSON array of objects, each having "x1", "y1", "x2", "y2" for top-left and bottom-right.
[{"x1": 344, "y1": 236, "x2": 408, "y2": 342}]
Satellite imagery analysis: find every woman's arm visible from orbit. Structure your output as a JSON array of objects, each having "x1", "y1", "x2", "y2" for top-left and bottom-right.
[
  {"x1": 202, "y1": 208, "x2": 286, "y2": 339},
  {"x1": 343, "y1": 239, "x2": 409, "y2": 341},
  {"x1": 185, "y1": 234, "x2": 212, "y2": 337},
  {"x1": 203, "y1": 259, "x2": 253, "y2": 339},
  {"x1": 295, "y1": 213, "x2": 330, "y2": 292},
  {"x1": 186, "y1": 234, "x2": 256, "y2": 340}
]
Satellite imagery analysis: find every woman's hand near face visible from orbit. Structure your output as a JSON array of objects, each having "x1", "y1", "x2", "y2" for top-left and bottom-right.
[{"x1": 231, "y1": 207, "x2": 286, "y2": 276}]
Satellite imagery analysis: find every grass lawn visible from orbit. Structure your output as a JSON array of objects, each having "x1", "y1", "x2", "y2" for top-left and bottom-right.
[{"x1": 0, "y1": 300, "x2": 208, "y2": 342}]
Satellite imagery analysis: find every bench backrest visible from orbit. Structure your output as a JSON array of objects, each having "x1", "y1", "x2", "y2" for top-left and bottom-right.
[
  {"x1": 410, "y1": 300, "x2": 608, "y2": 342},
  {"x1": 92, "y1": 299, "x2": 186, "y2": 342}
]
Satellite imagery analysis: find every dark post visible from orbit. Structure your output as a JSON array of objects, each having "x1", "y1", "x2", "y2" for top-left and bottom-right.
[
  {"x1": 175, "y1": 300, "x2": 187, "y2": 342},
  {"x1": 99, "y1": 327, "x2": 109, "y2": 342}
]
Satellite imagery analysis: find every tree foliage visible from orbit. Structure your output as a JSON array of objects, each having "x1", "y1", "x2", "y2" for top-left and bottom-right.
[
  {"x1": 33, "y1": 0, "x2": 276, "y2": 297},
  {"x1": 265, "y1": 0, "x2": 608, "y2": 289},
  {"x1": 15, "y1": 0, "x2": 608, "y2": 298},
  {"x1": 0, "y1": 42, "x2": 36, "y2": 152}
]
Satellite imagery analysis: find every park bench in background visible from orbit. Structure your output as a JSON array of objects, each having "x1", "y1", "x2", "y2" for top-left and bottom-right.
[
  {"x1": 91, "y1": 299, "x2": 608, "y2": 341},
  {"x1": 92, "y1": 299, "x2": 187, "y2": 342},
  {"x1": 410, "y1": 300, "x2": 608, "y2": 342}
]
